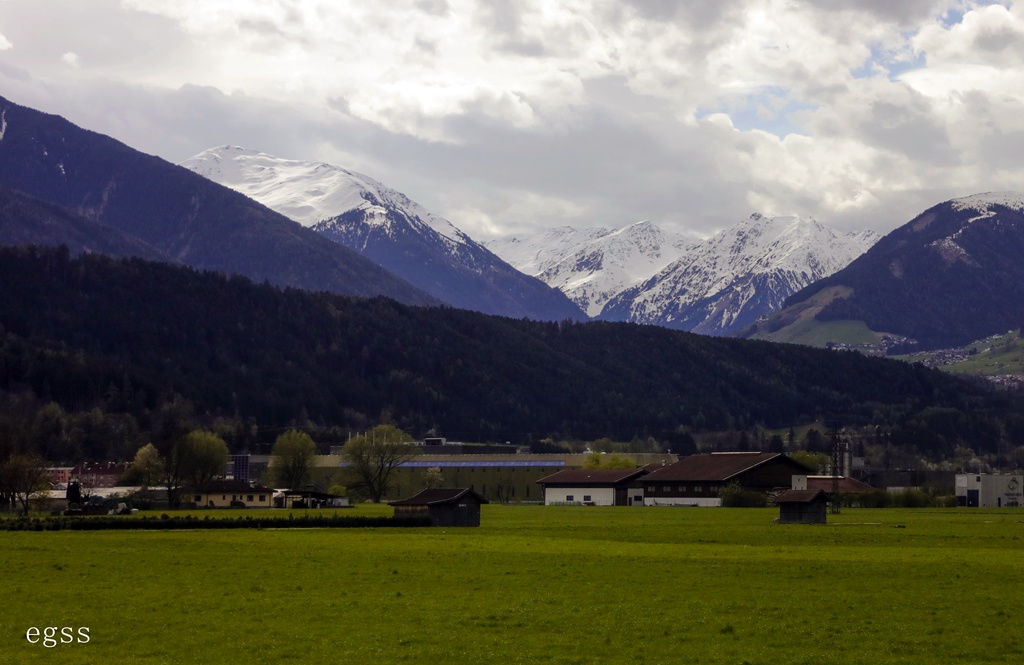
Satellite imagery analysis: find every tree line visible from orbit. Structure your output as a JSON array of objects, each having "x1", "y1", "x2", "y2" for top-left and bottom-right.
[{"x1": 2, "y1": 245, "x2": 1023, "y2": 472}]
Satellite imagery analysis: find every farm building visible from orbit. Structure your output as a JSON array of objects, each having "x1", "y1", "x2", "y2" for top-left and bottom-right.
[
  {"x1": 390, "y1": 488, "x2": 488, "y2": 527},
  {"x1": 776, "y1": 489, "x2": 829, "y2": 524},
  {"x1": 187, "y1": 480, "x2": 275, "y2": 508},
  {"x1": 535, "y1": 468, "x2": 649, "y2": 505},
  {"x1": 640, "y1": 452, "x2": 812, "y2": 506},
  {"x1": 955, "y1": 474, "x2": 1024, "y2": 507},
  {"x1": 803, "y1": 476, "x2": 876, "y2": 494},
  {"x1": 316, "y1": 452, "x2": 677, "y2": 504}
]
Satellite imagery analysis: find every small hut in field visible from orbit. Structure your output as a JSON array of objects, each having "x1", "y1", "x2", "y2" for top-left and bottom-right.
[
  {"x1": 775, "y1": 489, "x2": 829, "y2": 524},
  {"x1": 390, "y1": 488, "x2": 488, "y2": 527}
]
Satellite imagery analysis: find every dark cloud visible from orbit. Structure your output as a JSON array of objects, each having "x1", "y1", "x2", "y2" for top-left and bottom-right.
[
  {"x1": 857, "y1": 99, "x2": 956, "y2": 165},
  {"x1": 812, "y1": 0, "x2": 948, "y2": 26}
]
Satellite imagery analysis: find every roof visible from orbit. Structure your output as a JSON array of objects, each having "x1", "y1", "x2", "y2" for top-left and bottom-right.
[
  {"x1": 188, "y1": 480, "x2": 274, "y2": 494},
  {"x1": 776, "y1": 489, "x2": 829, "y2": 504},
  {"x1": 806, "y1": 476, "x2": 876, "y2": 493},
  {"x1": 389, "y1": 488, "x2": 489, "y2": 506},
  {"x1": 536, "y1": 468, "x2": 646, "y2": 486},
  {"x1": 281, "y1": 489, "x2": 345, "y2": 500},
  {"x1": 640, "y1": 453, "x2": 808, "y2": 483}
]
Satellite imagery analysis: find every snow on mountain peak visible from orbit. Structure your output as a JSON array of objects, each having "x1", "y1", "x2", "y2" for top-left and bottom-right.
[
  {"x1": 487, "y1": 220, "x2": 699, "y2": 317},
  {"x1": 181, "y1": 146, "x2": 470, "y2": 246},
  {"x1": 950, "y1": 191, "x2": 1024, "y2": 214},
  {"x1": 598, "y1": 212, "x2": 878, "y2": 335}
]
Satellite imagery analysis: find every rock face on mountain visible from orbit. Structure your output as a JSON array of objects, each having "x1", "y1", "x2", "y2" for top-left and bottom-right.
[
  {"x1": 0, "y1": 96, "x2": 437, "y2": 306},
  {"x1": 742, "y1": 193, "x2": 1024, "y2": 351},
  {"x1": 599, "y1": 214, "x2": 877, "y2": 336},
  {"x1": 182, "y1": 147, "x2": 584, "y2": 321}
]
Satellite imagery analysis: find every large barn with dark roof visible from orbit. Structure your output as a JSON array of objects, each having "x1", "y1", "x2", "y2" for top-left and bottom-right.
[{"x1": 639, "y1": 452, "x2": 811, "y2": 506}]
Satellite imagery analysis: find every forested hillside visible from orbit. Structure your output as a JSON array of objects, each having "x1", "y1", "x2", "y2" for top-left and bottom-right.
[{"x1": 1, "y1": 246, "x2": 1021, "y2": 463}]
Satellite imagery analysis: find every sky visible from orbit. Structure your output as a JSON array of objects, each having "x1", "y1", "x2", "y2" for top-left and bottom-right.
[{"x1": 1, "y1": 0, "x2": 1022, "y2": 240}]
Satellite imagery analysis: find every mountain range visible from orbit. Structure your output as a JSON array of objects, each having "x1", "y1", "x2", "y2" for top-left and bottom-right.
[
  {"x1": 486, "y1": 221, "x2": 699, "y2": 317},
  {"x1": 4, "y1": 94, "x2": 1024, "y2": 355},
  {"x1": 489, "y1": 214, "x2": 878, "y2": 335},
  {"x1": 742, "y1": 192, "x2": 1024, "y2": 352},
  {"x1": 0, "y1": 95, "x2": 440, "y2": 306},
  {"x1": 601, "y1": 215, "x2": 879, "y2": 336},
  {"x1": 181, "y1": 146, "x2": 584, "y2": 321}
]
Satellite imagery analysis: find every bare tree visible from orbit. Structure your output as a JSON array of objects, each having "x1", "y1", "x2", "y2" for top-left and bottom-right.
[
  {"x1": 0, "y1": 454, "x2": 51, "y2": 514},
  {"x1": 341, "y1": 425, "x2": 418, "y2": 502}
]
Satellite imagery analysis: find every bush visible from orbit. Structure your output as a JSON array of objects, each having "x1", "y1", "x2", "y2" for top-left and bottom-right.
[{"x1": 719, "y1": 482, "x2": 767, "y2": 508}]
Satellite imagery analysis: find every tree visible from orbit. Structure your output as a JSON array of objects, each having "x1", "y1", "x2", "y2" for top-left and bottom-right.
[
  {"x1": 790, "y1": 450, "x2": 829, "y2": 475},
  {"x1": 423, "y1": 466, "x2": 444, "y2": 489},
  {"x1": 121, "y1": 443, "x2": 165, "y2": 488},
  {"x1": 0, "y1": 454, "x2": 51, "y2": 514},
  {"x1": 271, "y1": 430, "x2": 317, "y2": 489},
  {"x1": 582, "y1": 451, "x2": 635, "y2": 470},
  {"x1": 179, "y1": 430, "x2": 229, "y2": 487},
  {"x1": 150, "y1": 397, "x2": 196, "y2": 508},
  {"x1": 341, "y1": 425, "x2": 418, "y2": 502}
]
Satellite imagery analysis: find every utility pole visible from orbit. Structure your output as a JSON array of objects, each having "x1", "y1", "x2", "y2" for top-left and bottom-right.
[{"x1": 830, "y1": 428, "x2": 847, "y2": 514}]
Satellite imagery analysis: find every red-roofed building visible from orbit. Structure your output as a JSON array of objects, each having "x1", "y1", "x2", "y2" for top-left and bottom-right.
[
  {"x1": 72, "y1": 462, "x2": 130, "y2": 488},
  {"x1": 536, "y1": 468, "x2": 649, "y2": 506},
  {"x1": 639, "y1": 452, "x2": 812, "y2": 506}
]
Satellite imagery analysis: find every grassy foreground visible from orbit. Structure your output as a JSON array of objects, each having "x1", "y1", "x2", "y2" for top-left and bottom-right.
[{"x1": 2, "y1": 505, "x2": 1023, "y2": 664}]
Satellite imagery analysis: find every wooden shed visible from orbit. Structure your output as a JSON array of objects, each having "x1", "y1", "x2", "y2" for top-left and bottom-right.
[
  {"x1": 775, "y1": 489, "x2": 829, "y2": 524},
  {"x1": 390, "y1": 488, "x2": 488, "y2": 527}
]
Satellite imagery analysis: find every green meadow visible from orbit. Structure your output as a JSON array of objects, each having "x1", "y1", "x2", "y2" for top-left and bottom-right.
[{"x1": 3, "y1": 506, "x2": 1023, "y2": 664}]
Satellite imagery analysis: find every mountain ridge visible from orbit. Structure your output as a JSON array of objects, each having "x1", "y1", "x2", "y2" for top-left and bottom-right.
[
  {"x1": 0, "y1": 96, "x2": 439, "y2": 306},
  {"x1": 182, "y1": 146, "x2": 584, "y2": 321},
  {"x1": 742, "y1": 192, "x2": 1024, "y2": 351}
]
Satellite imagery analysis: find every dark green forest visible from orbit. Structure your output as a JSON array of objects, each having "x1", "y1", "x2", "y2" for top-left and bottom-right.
[{"x1": 1, "y1": 246, "x2": 1022, "y2": 464}]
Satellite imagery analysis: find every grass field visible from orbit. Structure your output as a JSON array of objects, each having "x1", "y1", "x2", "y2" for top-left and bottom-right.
[{"x1": 3, "y1": 505, "x2": 1023, "y2": 664}]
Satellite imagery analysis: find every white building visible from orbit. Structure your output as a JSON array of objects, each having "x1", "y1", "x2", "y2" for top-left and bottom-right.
[{"x1": 956, "y1": 474, "x2": 1024, "y2": 507}]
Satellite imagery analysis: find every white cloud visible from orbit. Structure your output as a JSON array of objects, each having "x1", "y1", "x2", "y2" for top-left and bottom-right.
[
  {"x1": 0, "y1": 0, "x2": 1022, "y2": 239},
  {"x1": 0, "y1": 31, "x2": 11, "y2": 50}
]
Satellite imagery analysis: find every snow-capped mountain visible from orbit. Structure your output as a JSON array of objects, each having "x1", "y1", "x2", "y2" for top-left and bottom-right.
[
  {"x1": 488, "y1": 221, "x2": 698, "y2": 317},
  {"x1": 485, "y1": 226, "x2": 614, "y2": 278},
  {"x1": 0, "y1": 98, "x2": 437, "y2": 306},
  {"x1": 599, "y1": 214, "x2": 879, "y2": 336},
  {"x1": 743, "y1": 192, "x2": 1024, "y2": 351},
  {"x1": 182, "y1": 146, "x2": 584, "y2": 321}
]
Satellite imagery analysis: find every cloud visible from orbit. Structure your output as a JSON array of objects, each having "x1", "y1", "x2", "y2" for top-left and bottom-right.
[{"x1": 1, "y1": 0, "x2": 1023, "y2": 240}]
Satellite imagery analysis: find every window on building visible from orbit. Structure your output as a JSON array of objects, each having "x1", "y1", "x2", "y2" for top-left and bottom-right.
[
  {"x1": 194, "y1": 495, "x2": 201, "y2": 502},
  {"x1": 662, "y1": 486, "x2": 670, "y2": 493},
  {"x1": 583, "y1": 495, "x2": 592, "y2": 502},
  {"x1": 694, "y1": 486, "x2": 702, "y2": 493},
  {"x1": 566, "y1": 495, "x2": 575, "y2": 501},
  {"x1": 259, "y1": 495, "x2": 266, "y2": 502},
  {"x1": 247, "y1": 495, "x2": 254, "y2": 502}
]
